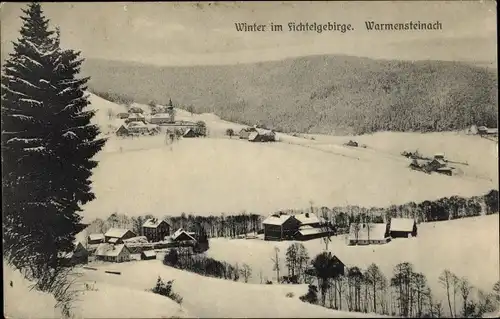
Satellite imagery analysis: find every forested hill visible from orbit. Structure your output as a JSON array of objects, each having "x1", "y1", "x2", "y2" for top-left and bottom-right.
[{"x1": 82, "y1": 55, "x2": 498, "y2": 135}]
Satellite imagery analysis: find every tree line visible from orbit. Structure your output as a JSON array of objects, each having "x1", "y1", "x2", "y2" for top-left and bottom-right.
[
  {"x1": 163, "y1": 247, "x2": 253, "y2": 283},
  {"x1": 85, "y1": 189, "x2": 498, "y2": 241},
  {"x1": 301, "y1": 255, "x2": 499, "y2": 318}
]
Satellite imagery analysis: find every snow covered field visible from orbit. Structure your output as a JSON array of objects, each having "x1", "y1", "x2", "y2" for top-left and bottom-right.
[
  {"x1": 80, "y1": 94, "x2": 497, "y2": 222},
  {"x1": 207, "y1": 214, "x2": 500, "y2": 308},
  {"x1": 77, "y1": 260, "x2": 386, "y2": 318}
]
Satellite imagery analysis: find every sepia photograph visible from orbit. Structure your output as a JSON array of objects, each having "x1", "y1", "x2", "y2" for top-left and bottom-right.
[{"x1": 1, "y1": 1, "x2": 498, "y2": 318}]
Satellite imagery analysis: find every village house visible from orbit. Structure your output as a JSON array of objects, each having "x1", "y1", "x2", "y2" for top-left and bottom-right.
[
  {"x1": 104, "y1": 228, "x2": 137, "y2": 244},
  {"x1": 248, "y1": 128, "x2": 276, "y2": 142},
  {"x1": 141, "y1": 250, "x2": 157, "y2": 260},
  {"x1": 125, "y1": 112, "x2": 146, "y2": 124},
  {"x1": 348, "y1": 223, "x2": 391, "y2": 245},
  {"x1": 150, "y1": 113, "x2": 174, "y2": 125},
  {"x1": 171, "y1": 228, "x2": 197, "y2": 245},
  {"x1": 262, "y1": 213, "x2": 301, "y2": 241},
  {"x1": 389, "y1": 218, "x2": 418, "y2": 238},
  {"x1": 183, "y1": 128, "x2": 198, "y2": 138},
  {"x1": 477, "y1": 126, "x2": 499, "y2": 136},
  {"x1": 128, "y1": 106, "x2": 144, "y2": 114},
  {"x1": 142, "y1": 218, "x2": 171, "y2": 243},
  {"x1": 58, "y1": 241, "x2": 89, "y2": 266},
  {"x1": 117, "y1": 112, "x2": 129, "y2": 119},
  {"x1": 239, "y1": 127, "x2": 258, "y2": 139},
  {"x1": 305, "y1": 253, "x2": 345, "y2": 277},
  {"x1": 95, "y1": 243, "x2": 131, "y2": 263},
  {"x1": 87, "y1": 233, "x2": 105, "y2": 245}
]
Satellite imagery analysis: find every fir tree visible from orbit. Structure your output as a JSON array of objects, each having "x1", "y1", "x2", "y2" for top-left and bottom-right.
[{"x1": 1, "y1": 2, "x2": 105, "y2": 299}]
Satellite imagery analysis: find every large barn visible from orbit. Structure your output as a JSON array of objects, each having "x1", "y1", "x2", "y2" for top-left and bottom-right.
[
  {"x1": 262, "y1": 213, "x2": 301, "y2": 241},
  {"x1": 389, "y1": 218, "x2": 418, "y2": 238}
]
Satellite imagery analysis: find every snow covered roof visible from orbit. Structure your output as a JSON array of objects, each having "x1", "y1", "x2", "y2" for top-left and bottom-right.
[
  {"x1": 248, "y1": 132, "x2": 258, "y2": 140},
  {"x1": 262, "y1": 214, "x2": 293, "y2": 226},
  {"x1": 104, "y1": 228, "x2": 135, "y2": 239},
  {"x1": 108, "y1": 238, "x2": 119, "y2": 244},
  {"x1": 389, "y1": 218, "x2": 415, "y2": 232},
  {"x1": 295, "y1": 213, "x2": 321, "y2": 225},
  {"x1": 297, "y1": 227, "x2": 328, "y2": 236},
  {"x1": 142, "y1": 218, "x2": 169, "y2": 228},
  {"x1": 171, "y1": 228, "x2": 196, "y2": 241},
  {"x1": 128, "y1": 113, "x2": 145, "y2": 119},
  {"x1": 142, "y1": 250, "x2": 156, "y2": 258},
  {"x1": 88, "y1": 233, "x2": 105, "y2": 241},
  {"x1": 95, "y1": 243, "x2": 129, "y2": 257},
  {"x1": 152, "y1": 113, "x2": 171, "y2": 118},
  {"x1": 349, "y1": 223, "x2": 388, "y2": 241},
  {"x1": 123, "y1": 236, "x2": 148, "y2": 244},
  {"x1": 127, "y1": 121, "x2": 147, "y2": 128}
]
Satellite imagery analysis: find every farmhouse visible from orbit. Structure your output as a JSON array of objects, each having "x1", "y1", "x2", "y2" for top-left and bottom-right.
[
  {"x1": 171, "y1": 228, "x2": 197, "y2": 243},
  {"x1": 248, "y1": 129, "x2": 276, "y2": 142},
  {"x1": 348, "y1": 223, "x2": 390, "y2": 245},
  {"x1": 58, "y1": 241, "x2": 89, "y2": 266},
  {"x1": 478, "y1": 126, "x2": 499, "y2": 136},
  {"x1": 262, "y1": 213, "x2": 301, "y2": 241},
  {"x1": 150, "y1": 113, "x2": 174, "y2": 125},
  {"x1": 125, "y1": 113, "x2": 146, "y2": 124},
  {"x1": 117, "y1": 112, "x2": 129, "y2": 119},
  {"x1": 142, "y1": 218, "x2": 171, "y2": 242},
  {"x1": 104, "y1": 228, "x2": 137, "y2": 244},
  {"x1": 128, "y1": 106, "x2": 144, "y2": 114},
  {"x1": 95, "y1": 243, "x2": 131, "y2": 263},
  {"x1": 295, "y1": 212, "x2": 322, "y2": 228},
  {"x1": 141, "y1": 250, "x2": 157, "y2": 260},
  {"x1": 87, "y1": 233, "x2": 105, "y2": 245},
  {"x1": 305, "y1": 253, "x2": 345, "y2": 276},
  {"x1": 295, "y1": 225, "x2": 330, "y2": 241},
  {"x1": 183, "y1": 128, "x2": 198, "y2": 138},
  {"x1": 239, "y1": 127, "x2": 258, "y2": 139},
  {"x1": 390, "y1": 218, "x2": 417, "y2": 238}
]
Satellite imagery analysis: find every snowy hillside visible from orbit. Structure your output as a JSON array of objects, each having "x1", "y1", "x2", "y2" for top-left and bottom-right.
[
  {"x1": 3, "y1": 261, "x2": 190, "y2": 319},
  {"x1": 79, "y1": 260, "x2": 387, "y2": 318},
  {"x1": 79, "y1": 95, "x2": 497, "y2": 222},
  {"x1": 207, "y1": 215, "x2": 499, "y2": 300}
]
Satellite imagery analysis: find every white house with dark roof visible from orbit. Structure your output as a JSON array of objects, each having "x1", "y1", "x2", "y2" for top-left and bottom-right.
[
  {"x1": 348, "y1": 223, "x2": 390, "y2": 245},
  {"x1": 389, "y1": 218, "x2": 417, "y2": 238},
  {"x1": 104, "y1": 228, "x2": 137, "y2": 244},
  {"x1": 142, "y1": 218, "x2": 170, "y2": 243},
  {"x1": 95, "y1": 243, "x2": 131, "y2": 263}
]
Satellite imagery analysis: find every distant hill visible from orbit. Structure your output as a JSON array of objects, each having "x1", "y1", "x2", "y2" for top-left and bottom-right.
[{"x1": 4, "y1": 51, "x2": 497, "y2": 135}]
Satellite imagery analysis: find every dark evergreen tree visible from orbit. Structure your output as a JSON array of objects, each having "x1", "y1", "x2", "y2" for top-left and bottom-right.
[{"x1": 2, "y1": 2, "x2": 105, "y2": 294}]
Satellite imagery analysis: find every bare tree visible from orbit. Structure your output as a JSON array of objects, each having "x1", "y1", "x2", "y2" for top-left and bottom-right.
[
  {"x1": 459, "y1": 277, "x2": 473, "y2": 317},
  {"x1": 439, "y1": 269, "x2": 455, "y2": 317},
  {"x1": 271, "y1": 247, "x2": 281, "y2": 283},
  {"x1": 239, "y1": 263, "x2": 252, "y2": 283}
]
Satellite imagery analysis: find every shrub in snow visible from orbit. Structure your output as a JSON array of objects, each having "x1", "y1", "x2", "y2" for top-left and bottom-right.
[
  {"x1": 151, "y1": 276, "x2": 183, "y2": 305},
  {"x1": 299, "y1": 284, "x2": 318, "y2": 304},
  {"x1": 286, "y1": 292, "x2": 294, "y2": 298}
]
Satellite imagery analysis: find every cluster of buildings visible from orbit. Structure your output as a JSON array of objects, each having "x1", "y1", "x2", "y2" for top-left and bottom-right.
[
  {"x1": 239, "y1": 126, "x2": 277, "y2": 142},
  {"x1": 347, "y1": 217, "x2": 417, "y2": 246},
  {"x1": 409, "y1": 153, "x2": 454, "y2": 176},
  {"x1": 115, "y1": 104, "x2": 203, "y2": 138},
  {"x1": 85, "y1": 218, "x2": 198, "y2": 263},
  {"x1": 262, "y1": 212, "x2": 331, "y2": 241}
]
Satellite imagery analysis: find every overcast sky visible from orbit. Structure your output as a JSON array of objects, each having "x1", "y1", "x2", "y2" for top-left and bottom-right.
[{"x1": 1, "y1": 1, "x2": 497, "y2": 66}]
